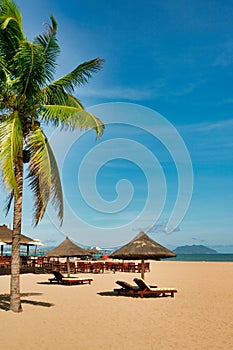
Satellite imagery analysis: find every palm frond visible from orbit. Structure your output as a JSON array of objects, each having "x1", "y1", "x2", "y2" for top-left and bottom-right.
[
  {"x1": 46, "y1": 139, "x2": 63, "y2": 225},
  {"x1": 0, "y1": 111, "x2": 22, "y2": 193},
  {"x1": 33, "y1": 14, "x2": 60, "y2": 83},
  {"x1": 26, "y1": 127, "x2": 63, "y2": 226},
  {"x1": 0, "y1": 55, "x2": 6, "y2": 70},
  {"x1": 65, "y1": 94, "x2": 84, "y2": 108},
  {"x1": 0, "y1": 2, "x2": 105, "y2": 231},
  {"x1": 49, "y1": 57, "x2": 104, "y2": 94},
  {"x1": 41, "y1": 85, "x2": 84, "y2": 108},
  {"x1": 0, "y1": 0, "x2": 23, "y2": 33},
  {"x1": 4, "y1": 190, "x2": 14, "y2": 216},
  {"x1": 0, "y1": 56, "x2": 8, "y2": 86},
  {"x1": 12, "y1": 40, "x2": 45, "y2": 97},
  {"x1": 0, "y1": 0, "x2": 25, "y2": 60},
  {"x1": 26, "y1": 127, "x2": 51, "y2": 225},
  {"x1": 40, "y1": 104, "x2": 105, "y2": 137}
]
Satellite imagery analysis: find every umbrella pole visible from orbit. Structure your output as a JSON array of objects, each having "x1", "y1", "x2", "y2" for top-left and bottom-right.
[
  {"x1": 141, "y1": 259, "x2": 145, "y2": 279},
  {"x1": 1, "y1": 245, "x2": 3, "y2": 256},
  {"x1": 67, "y1": 257, "x2": 71, "y2": 277}
]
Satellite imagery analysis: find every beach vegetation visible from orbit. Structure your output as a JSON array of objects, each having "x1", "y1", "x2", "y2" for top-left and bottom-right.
[{"x1": 0, "y1": 0, "x2": 105, "y2": 312}]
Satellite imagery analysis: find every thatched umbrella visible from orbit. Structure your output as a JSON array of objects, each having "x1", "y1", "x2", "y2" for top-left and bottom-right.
[
  {"x1": 0, "y1": 224, "x2": 37, "y2": 256},
  {"x1": 110, "y1": 231, "x2": 176, "y2": 279},
  {"x1": 46, "y1": 237, "x2": 91, "y2": 277}
]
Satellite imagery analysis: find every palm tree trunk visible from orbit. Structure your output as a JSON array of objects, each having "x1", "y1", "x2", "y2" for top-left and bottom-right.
[{"x1": 10, "y1": 153, "x2": 23, "y2": 313}]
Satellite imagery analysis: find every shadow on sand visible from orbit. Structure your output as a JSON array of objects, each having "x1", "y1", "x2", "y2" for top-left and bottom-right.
[
  {"x1": 97, "y1": 291, "x2": 170, "y2": 298},
  {"x1": 0, "y1": 292, "x2": 54, "y2": 311},
  {"x1": 98, "y1": 291, "x2": 124, "y2": 297},
  {"x1": 98, "y1": 291, "x2": 139, "y2": 298}
]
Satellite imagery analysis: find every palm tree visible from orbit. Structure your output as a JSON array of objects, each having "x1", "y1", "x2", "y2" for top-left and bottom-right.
[{"x1": 0, "y1": 0, "x2": 105, "y2": 312}]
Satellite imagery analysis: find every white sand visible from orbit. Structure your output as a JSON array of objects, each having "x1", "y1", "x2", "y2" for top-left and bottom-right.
[{"x1": 0, "y1": 261, "x2": 232, "y2": 350}]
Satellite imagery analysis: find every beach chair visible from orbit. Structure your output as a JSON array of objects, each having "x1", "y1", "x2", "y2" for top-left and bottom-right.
[
  {"x1": 113, "y1": 280, "x2": 159, "y2": 297},
  {"x1": 114, "y1": 280, "x2": 140, "y2": 296},
  {"x1": 133, "y1": 278, "x2": 177, "y2": 298},
  {"x1": 48, "y1": 270, "x2": 93, "y2": 285}
]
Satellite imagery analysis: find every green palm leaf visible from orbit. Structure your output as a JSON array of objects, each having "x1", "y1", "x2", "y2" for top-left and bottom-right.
[
  {"x1": 0, "y1": 0, "x2": 24, "y2": 61},
  {"x1": 46, "y1": 139, "x2": 63, "y2": 225},
  {"x1": 41, "y1": 85, "x2": 83, "y2": 108},
  {"x1": 26, "y1": 127, "x2": 51, "y2": 225},
  {"x1": 0, "y1": 3, "x2": 105, "y2": 223},
  {"x1": 34, "y1": 15, "x2": 60, "y2": 83},
  {"x1": 4, "y1": 191, "x2": 14, "y2": 216},
  {"x1": 0, "y1": 56, "x2": 8, "y2": 87},
  {"x1": 49, "y1": 57, "x2": 104, "y2": 94},
  {"x1": 40, "y1": 104, "x2": 105, "y2": 137},
  {"x1": 0, "y1": 111, "x2": 22, "y2": 193},
  {"x1": 0, "y1": 55, "x2": 6, "y2": 70},
  {"x1": 13, "y1": 40, "x2": 45, "y2": 97},
  {"x1": 26, "y1": 127, "x2": 63, "y2": 226},
  {"x1": 0, "y1": 0, "x2": 105, "y2": 313},
  {"x1": 0, "y1": 0, "x2": 23, "y2": 33}
]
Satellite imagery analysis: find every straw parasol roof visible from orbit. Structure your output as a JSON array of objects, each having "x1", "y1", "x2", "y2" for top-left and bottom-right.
[
  {"x1": 30, "y1": 239, "x2": 44, "y2": 247},
  {"x1": 110, "y1": 231, "x2": 176, "y2": 279},
  {"x1": 111, "y1": 231, "x2": 176, "y2": 260},
  {"x1": 47, "y1": 236, "x2": 90, "y2": 258},
  {"x1": 47, "y1": 237, "x2": 90, "y2": 277},
  {"x1": 0, "y1": 224, "x2": 37, "y2": 245}
]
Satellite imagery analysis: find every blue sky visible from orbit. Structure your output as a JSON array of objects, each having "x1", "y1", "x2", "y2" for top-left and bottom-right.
[{"x1": 1, "y1": 0, "x2": 233, "y2": 251}]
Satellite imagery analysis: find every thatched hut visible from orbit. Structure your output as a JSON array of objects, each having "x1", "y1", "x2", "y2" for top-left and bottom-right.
[
  {"x1": 110, "y1": 231, "x2": 176, "y2": 279},
  {"x1": 0, "y1": 224, "x2": 38, "y2": 256},
  {"x1": 47, "y1": 236, "x2": 90, "y2": 276}
]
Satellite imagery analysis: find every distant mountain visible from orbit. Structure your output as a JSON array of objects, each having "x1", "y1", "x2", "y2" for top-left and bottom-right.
[{"x1": 174, "y1": 244, "x2": 218, "y2": 254}]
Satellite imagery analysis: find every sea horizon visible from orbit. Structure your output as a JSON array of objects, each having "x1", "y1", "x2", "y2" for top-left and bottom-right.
[{"x1": 169, "y1": 253, "x2": 233, "y2": 262}]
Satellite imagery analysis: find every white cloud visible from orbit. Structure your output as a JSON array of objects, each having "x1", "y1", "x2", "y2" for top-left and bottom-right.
[
  {"x1": 170, "y1": 80, "x2": 205, "y2": 96},
  {"x1": 77, "y1": 86, "x2": 160, "y2": 101},
  {"x1": 180, "y1": 119, "x2": 233, "y2": 133}
]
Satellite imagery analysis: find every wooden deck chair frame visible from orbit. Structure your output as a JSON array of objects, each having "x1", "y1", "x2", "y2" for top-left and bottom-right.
[
  {"x1": 133, "y1": 278, "x2": 177, "y2": 298},
  {"x1": 48, "y1": 270, "x2": 93, "y2": 285}
]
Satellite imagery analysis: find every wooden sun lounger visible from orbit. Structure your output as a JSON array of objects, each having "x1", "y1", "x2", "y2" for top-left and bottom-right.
[
  {"x1": 48, "y1": 270, "x2": 93, "y2": 285},
  {"x1": 114, "y1": 280, "x2": 159, "y2": 297},
  {"x1": 114, "y1": 280, "x2": 140, "y2": 296},
  {"x1": 133, "y1": 278, "x2": 177, "y2": 298},
  {"x1": 59, "y1": 277, "x2": 93, "y2": 285}
]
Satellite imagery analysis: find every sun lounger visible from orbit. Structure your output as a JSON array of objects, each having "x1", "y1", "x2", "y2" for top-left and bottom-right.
[
  {"x1": 114, "y1": 280, "x2": 140, "y2": 296},
  {"x1": 133, "y1": 278, "x2": 177, "y2": 298},
  {"x1": 48, "y1": 270, "x2": 93, "y2": 285},
  {"x1": 114, "y1": 280, "x2": 158, "y2": 296}
]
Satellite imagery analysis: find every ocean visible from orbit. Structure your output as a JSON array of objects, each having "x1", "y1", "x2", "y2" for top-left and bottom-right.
[{"x1": 169, "y1": 254, "x2": 233, "y2": 262}]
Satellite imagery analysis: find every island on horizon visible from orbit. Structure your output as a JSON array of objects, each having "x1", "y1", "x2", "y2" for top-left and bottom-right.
[{"x1": 173, "y1": 244, "x2": 218, "y2": 254}]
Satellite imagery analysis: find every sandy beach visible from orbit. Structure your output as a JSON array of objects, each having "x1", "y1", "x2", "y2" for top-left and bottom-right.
[{"x1": 0, "y1": 261, "x2": 232, "y2": 350}]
